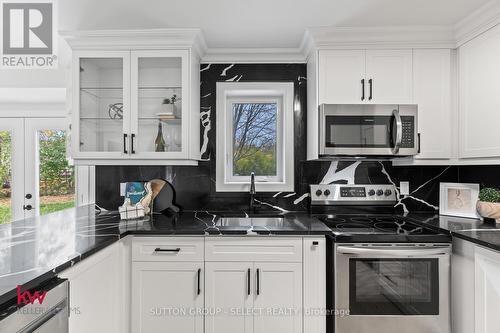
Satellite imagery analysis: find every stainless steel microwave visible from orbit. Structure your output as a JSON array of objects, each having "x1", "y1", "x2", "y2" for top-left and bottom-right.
[{"x1": 319, "y1": 104, "x2": 419, "y2": 157}]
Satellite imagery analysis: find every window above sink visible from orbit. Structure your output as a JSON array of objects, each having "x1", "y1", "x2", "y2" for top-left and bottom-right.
[{"x1": 215, "y1": 82, "x2": 295, "y2": 192}]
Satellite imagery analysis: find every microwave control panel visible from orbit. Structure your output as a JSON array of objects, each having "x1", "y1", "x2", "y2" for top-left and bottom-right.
[{"x1": 401, "y1": 116, "x2": 415, "y2": 148}]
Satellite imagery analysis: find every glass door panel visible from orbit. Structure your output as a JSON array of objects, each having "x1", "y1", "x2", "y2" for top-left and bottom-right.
[
  {"x1": 79, "y1": 57, "x2": 126, "y2": 153},
  {"x1": 0, "y1": 131, "x2": 13, "y2": 224},
  {"x1": 132, "y1": 52, "x2": 186, "y2": 156},
  {"x1": 38, "y1": 130, "x2": 75, "y2": 215},
  {"x1": 0, "y1": 119, "x2": 24, "y2": 224},
  {"x1": 25, "y1": 119, "x2": 75, "y2": 218}
]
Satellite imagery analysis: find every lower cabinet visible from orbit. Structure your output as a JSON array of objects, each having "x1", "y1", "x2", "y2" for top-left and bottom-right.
[
  {"x1": 131, "y1": 261, "x2": 204, "y2": 333},
  {"x1": 204, "y1": 262, "x2": 253, "y2": 333},
  {"x1": 474, "y1": 246, "x2": 500, "y2": 333},
  {"x1": 204, "y1": 261, "x2": 302, "y2": 333},
  {"x1": 452, "y1": 238, "x2": 500, "y2": 333},
  {"x1": 253, "y1": 262, "x2": 302, "y2": 333},
  {"x1": 59, "y1": 240, "x2": 128, "y2": 333}
]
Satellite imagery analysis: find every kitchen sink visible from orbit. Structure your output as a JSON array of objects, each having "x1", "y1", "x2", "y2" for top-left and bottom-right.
[{"x1": 216, "y1": 217, "x2": 284, "y2": 228}]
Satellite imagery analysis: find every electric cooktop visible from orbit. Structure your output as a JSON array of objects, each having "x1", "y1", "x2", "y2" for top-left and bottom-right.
[{"x1": 318, "y1": 215, "x2": 451, "y2": 243}]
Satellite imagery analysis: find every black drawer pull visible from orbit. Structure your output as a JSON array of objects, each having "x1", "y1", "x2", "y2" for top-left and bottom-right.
[
  {"x1": 197, "y1": 268, "x2": 201, "y2": 295},
  {"x1": 361, "y1": 79, "x2": 365, "y2": 101},
  {"x1": 256, "y1": 268, "x2": 260, "y2": 295},
  {"x1": 154, "y1": 247, "x2": 181, "y2": 252},
  {"x1": 368, "y1": 79, "x2": 373, "y2": 100},
  {"x1": 247, "y1": 268, "x2": 251, "y2": 295}
]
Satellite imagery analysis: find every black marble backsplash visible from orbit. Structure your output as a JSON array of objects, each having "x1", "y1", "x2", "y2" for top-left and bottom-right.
[{"x1": 95, "y1": 63, "x2": 500, "y2": 214}]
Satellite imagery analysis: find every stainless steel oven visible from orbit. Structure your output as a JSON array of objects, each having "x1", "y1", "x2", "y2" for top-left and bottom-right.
[
  {"x1": 335, "y1": 243, "x2": 450, "y2": 333},
  {"x1": 319, "y1": 104, "x2": 419, "y2": 157}
]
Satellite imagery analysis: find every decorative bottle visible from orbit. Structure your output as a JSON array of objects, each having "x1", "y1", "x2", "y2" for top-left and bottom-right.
[{"x1": 155, "y1": 121, "x2": 166, "y2": 152}]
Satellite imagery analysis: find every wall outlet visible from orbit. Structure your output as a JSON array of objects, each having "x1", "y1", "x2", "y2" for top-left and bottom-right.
[
  {"x1": 400, "y1": 181, "x2": 410, "y2": 196},
  {"x1": 120, "y1": 183, "x2": 126, "y2": 196}
]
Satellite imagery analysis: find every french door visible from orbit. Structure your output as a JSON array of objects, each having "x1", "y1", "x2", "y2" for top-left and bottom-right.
[{"x1": 0, "y1": 117, "x2": 75, "y2": 223}]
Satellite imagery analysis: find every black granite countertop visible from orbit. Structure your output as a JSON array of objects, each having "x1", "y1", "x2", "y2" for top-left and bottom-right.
[
  {"x1": 0, "y1": 205, "x2": 331, "y2": 310},
  {"x1": 408, "y1": 213, "x2": 500, "y2": 252}
]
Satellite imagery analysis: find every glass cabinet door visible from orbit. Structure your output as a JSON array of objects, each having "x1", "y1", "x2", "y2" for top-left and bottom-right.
[
  {"x1": 76, "y1": 52, "x2": 130, "y2": 157},
  {"x1": 130, "y1": 50, "x2": 188, "y2": 158}
]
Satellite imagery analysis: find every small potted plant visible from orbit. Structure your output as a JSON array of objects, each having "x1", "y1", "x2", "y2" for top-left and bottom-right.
[
  {"x1": 477, "y1": 187, "x2": 500, "y2": 223},
  {"x1": 161, "y1": 94, "x2": 177, "y2": 115}
]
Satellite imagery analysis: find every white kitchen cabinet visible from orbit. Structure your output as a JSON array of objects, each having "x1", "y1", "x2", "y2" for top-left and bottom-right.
[
  {"x1": 131, "y1": 261, "x2": 204, "y2": 333},
  {"x1": 205, "y1": 237, "x2": 305, "y2": 333},
  {"x1": 318, "y1": 50, "x2": 366, "y2": 104},
  {"x1": 365, "y1": 49, "x2": 413, "y2": 104},
  {"x1": 205, "y1": 262, "x2": 254, "y2": 333},
  {"x1": 452, "y1": 238, "x2": 500, "y2": 333},
  {"x1": 475, "y1": 246, "x2": 500, "y2": 333},
  {"x1": 253, "y1": 262, "x2": 302, "y2": 333},
  {"x1": 459, "y1": 23, "x2": 500, "y2": 159},
  {"x1": 63, "y1": 30, "x2": 202, "y2": 165},
  {"x1": 451, "y1": 237, "x2": 475, "y2": 333},
  {"x1": 318, "y1": 49, "x2": 412, "y2": 105},
  {"x1": 405, "y1": 49, "x2": 452, "y2": 161},
  {"x1": 59, "y1": 240, "x2": 129, "y2": 333}
]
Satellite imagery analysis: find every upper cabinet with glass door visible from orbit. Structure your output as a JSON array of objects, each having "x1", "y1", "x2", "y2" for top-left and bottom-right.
[{"x1": 63, "y1": 30, "x2": 203, "y2": 165}]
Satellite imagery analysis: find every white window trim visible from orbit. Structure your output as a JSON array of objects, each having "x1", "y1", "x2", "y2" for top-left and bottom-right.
[{"x1": 216, "y1": 82, "x2": 294, "y2": 192}]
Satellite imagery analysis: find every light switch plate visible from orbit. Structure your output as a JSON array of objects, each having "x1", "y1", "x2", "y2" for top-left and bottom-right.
[
  {"x1": 400, "y1": 181, "x2": 410, "y2": 196},
  {"x1": 120, "y1": 183, "x2": 126, "y2": 196}
]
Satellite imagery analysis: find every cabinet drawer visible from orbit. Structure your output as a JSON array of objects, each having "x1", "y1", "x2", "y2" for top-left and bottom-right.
[
  {"x1": 205, "y1": 237, "x2": 303, "y2": 262},
  {"x1": 132, "y1": 237, "x2": 204, "y2": 262}
]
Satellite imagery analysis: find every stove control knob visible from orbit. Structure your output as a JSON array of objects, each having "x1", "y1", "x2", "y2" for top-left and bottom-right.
[
  {"x1": 324, "y1": 189, "x2": 331, "y2": 196},
  {"x1": 376, "y1": 189, "x2": 384, "y2": 196},
  {"x1": 368, "y1": 189, "x2": 376, "y2": 196},
  {"x1": 384, "y1": 189, "x2": 393, "y2": 196},
  {"x1": 315, "y1": 189, "x2": 323, "y2": 196}
]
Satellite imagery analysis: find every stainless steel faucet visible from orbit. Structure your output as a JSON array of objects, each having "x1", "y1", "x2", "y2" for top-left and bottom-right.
[{"x1": 250, "y1": 172, "x2": 256, "y2": 212}]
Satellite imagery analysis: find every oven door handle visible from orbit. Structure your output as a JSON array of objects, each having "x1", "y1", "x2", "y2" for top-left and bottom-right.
[{"x1": 337, "y1": 246, "x2": 450, "y2": 257}]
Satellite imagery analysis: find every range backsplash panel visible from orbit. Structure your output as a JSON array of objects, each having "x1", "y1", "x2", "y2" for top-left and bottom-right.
[{"x1": 95, "y1": 63, "x2": 497, "y2": 214}]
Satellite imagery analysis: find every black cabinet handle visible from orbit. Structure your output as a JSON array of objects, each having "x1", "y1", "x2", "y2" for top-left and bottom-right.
[
  {"x1": 23, "y1": 205, "x2": 32, "y2": 211},
  {"x1": 368, "y1": 79, "x2": 373, "y2": 100},
  {"x1": 123, "y1": 134, "x2": 128, "y2": 154},
  {"x1": 197, "y1": 268, "x2": 201, "y2": 295},
  {"x1": 418, "y1": 133, "x2": 421, "y2": 154},
  {"x1": 361, "y1": 79, "x2": 365, "y2": 101},
  {"x1": 154, "y1": 247, "x2": 181, "y2": 252},
  {"x1": 256, "y1": 268, "x2": 260, "y2": 295},
  {"x1": 131, "y1": 133, "x2": 136, "y2": 154},
  {"x1": 247, "y1": 268, "x2": 251, "y2": 295},
  {"x1": 25, "y1": 194, "x2": 32, "y2": 199}
]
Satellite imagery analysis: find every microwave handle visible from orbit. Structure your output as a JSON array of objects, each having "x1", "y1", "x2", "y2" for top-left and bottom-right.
[
  {"x1": 391, "y1": 109, "x2": 402, "y2": 154},
  {"x1": 337, "y1": 246, "x2": 450, "y2": 257}
]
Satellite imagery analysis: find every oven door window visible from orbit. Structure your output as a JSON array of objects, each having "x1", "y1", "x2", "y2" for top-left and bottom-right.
[
  {"x1": 325, "y1": 116, "x2": 392, "y2": 148},
  {"x1": 349, "y1": 258, "x2": 439, "y2": 315}
]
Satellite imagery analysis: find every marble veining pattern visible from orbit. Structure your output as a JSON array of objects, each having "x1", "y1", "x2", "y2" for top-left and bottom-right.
[{"x1": 0, "y1": 204, "x2": 330, "y2": 309}]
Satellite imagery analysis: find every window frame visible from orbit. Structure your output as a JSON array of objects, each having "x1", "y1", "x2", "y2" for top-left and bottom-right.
[{"x1": 216, "y1": 82, "x2": 294, "y2": 192}]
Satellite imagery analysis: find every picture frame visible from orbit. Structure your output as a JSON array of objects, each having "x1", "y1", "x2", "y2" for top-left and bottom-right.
[{"x1": 439, "y1": 183, "x2": 480, "y2": 219}]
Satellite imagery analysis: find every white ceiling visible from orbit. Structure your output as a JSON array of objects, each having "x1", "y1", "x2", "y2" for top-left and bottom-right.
[{"x1": 60, "y1": 0, "x2": 492, "y2": 48}]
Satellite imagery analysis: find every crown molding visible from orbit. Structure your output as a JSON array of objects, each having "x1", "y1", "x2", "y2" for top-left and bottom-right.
[
  {"x1": 302, "y1": 25, "x2": 456, "y2": 54},
  {"x1": 455, "y1": 0, "x2": 500, "y2": 47},
  {"x1": 201, "y1": 48, "x2": 306, "y2": 63},
  {"x1": 60, "y1": 29, "x2": 207, "y2": 56}
]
